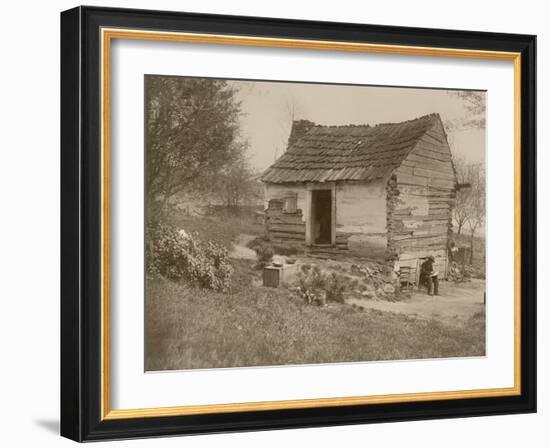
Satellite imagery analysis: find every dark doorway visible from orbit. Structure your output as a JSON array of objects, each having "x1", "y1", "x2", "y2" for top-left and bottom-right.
[{"x1": 312, "y1": 190, "x2": 332, "y2": 245}]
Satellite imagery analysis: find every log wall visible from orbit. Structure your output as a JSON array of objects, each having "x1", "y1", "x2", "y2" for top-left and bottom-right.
[
  {"x1": 264, "y1": 183, "x2": 308, "y2": 221},
  {"x1": 264, "y1": 183, "x2": 307, "y2": 245},
  {"x1": 388, "y1": 119, "x2": 456, "y2": 275},
  {"x1": 264, "y1": 199, "x2": 306, "y2": 244}
]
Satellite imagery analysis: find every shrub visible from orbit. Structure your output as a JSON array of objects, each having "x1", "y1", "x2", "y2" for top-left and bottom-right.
[
  {"x1": 247, "y1": 236, "x2": 303, "y2": 257},
  {"x1": 296, "y1": 266, "x2": 326, "y2": 306},
  {"x1": 325, "y1": 273, "x2": 348, "y2": 303},
  {"x1": 296, "y1": 265, "x2": 347, "y2": 305},
  {"x1": 147, "y1": 224, "x2": 233, "y2": 291},
  {"x1": 252, "y1": 242, "x2": 275, "y2": 268}
]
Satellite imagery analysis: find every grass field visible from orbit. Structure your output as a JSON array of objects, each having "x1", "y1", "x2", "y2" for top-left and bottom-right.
[
  {"x1": 145, "y1": 211, "x2": 485, "y2": 370},
  {"x1": 145, "y1": 258, "x2": 485, "y2": 371},
  {"x1": 162, "y1": 207, "x2": 264, "y2": 249}
]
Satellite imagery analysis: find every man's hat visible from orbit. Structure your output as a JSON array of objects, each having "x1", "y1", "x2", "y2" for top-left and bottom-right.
[{"x1": 427, "y1": 255, "x2": 435, "y2": 261}]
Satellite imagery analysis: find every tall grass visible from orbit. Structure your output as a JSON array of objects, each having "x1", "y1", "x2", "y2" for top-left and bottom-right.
[
  {"x1": 161, "y1": 208, "x2": 264, "y2": 249},
  {"x1": 146, "y1": 260, "x2": 485, "y2": 371},
  {"x1": 145, "y1": 214, "x2": 485, "y2": 371}
]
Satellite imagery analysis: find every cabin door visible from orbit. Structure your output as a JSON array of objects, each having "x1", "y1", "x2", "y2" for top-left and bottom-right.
[{"x1": 311, "y1": 190, "x2": 332, "y2": 244}]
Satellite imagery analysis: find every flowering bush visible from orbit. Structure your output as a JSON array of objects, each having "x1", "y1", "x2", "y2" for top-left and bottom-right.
[
  {"x1": 296, "y1": 265, "x2": 348, "y2": 305},
  {"x1": 147, "y1": 224, "x2": 233, "y2": 291}
]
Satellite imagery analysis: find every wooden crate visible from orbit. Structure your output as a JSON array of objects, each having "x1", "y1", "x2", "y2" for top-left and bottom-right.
[{"x1": 262, "y1": 264, "x2": 299, "y2": 287}]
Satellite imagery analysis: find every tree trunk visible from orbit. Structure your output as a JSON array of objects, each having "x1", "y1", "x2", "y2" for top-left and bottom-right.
[
  {"x1": 469, "y1": 232, "x2": 475, "y2": 264},
  {"x1": 158, "y1": 180, "x2": 174, "y2": 220}
]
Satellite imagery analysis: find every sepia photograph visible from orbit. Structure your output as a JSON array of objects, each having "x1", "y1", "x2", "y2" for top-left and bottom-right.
[
  {"x1": 144, "y1": 75, "x2": 487, "y2": 372},
  {"x1": 57, "y1": 6, "x2": 537, "y2": 441}
]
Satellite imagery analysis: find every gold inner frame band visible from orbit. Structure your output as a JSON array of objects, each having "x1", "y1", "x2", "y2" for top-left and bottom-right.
[{"x1": 100, "y1": 27, "x2": 522, "y2": 421}]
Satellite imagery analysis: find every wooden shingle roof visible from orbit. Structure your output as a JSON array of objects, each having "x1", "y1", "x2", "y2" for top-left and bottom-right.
[{"x1": 261, "y1": 113, "x2": 443, "y2": 184}]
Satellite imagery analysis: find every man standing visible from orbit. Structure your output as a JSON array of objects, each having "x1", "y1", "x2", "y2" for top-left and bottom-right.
[{"x1": 420, "y1": 255, "x2": 439, "y2": 296}]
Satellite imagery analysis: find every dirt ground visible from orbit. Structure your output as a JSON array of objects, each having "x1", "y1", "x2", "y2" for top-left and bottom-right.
[
  {"x1": 229, "y1": 232, "x2": 485, "y2": 328},
  {"x1": 347, "y1": 278, "x2": 486, "y2": 326},
  {"x1": 229, "y1": 233, "x2": 257, "y2": 260}
]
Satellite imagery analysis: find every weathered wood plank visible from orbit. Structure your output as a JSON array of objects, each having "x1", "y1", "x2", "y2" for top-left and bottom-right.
[
  {"x1": 429, "y1": 204, "x2": 451, "y2": 210},
  {"x1": 429, "y1": 177, "x2": 456, "y2": 189},
  {"x1": 266, "y1": 209, "x2": 302, "y2": 216},
  {"x1": 269, "y1": 232, "x2": 305, "y2": 241},
  {"x1": 402, "y1": 158, "x2": 454, "y2": 174},
  {"x1": 394, "y1": 223, "x2": 449, "y2": 234},
  {"x1": 400, "y1": 249, "x2": 447, "y2": 260},
  {"x1": 412, "y1": 228, "x2": 449, "y2": 237},
  {"x1": 412, "y1": 147, "x2": 452, "y2": 162},
  {"x1": 422, "y1": 130, "x2": 448, "y2": 147},
  {"x1": 426, "y1": 124, "x2": 448, "y2": 140},
  {"x1": 394, "y1": 214, "x2": 449, "y2": 221},
  {"x1": 397, "y1": 178, "x2": 455, "y2": 191},
  {"x1": 406, "y1": 151, "x2": 453, "y2": 166},
  {"x1": 414, "y1": 142, "x2": 448, "y2": 157},
  {"x1": 266, "y1": 224, "x2": 305, "y2": 233},
  {"x1": 265, "y1": 215, "x2": 304, "y2": 224},
  {"x1": 397, "y1": 186, "x2": 455, "y2": 197},
  {"x1": 394, "y1": 230, "x2": 450, "y2": 240},
  {"x1": 413, "y1": 167, "x2": 455, "y2": 181},
  {"x1": 392, "y1": 233, "x2": 448, "y2": 243},
  {"x1": 398, "y1": 185, "x2": 428, "y2": 195},
  {"x1": 396, "y1": 244, "x2": 449, "y2": 254},
  {"x1": 395, "y1": 173, "x2": 429, "y2": 187},
  {"x1": 396, "y1": 237, "x2": 448, "y2": 246}
]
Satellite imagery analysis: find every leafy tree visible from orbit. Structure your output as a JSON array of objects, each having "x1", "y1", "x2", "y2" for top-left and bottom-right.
[
  {"x1": 216, "y1": 149, "x2": 261, "y2": 209},
  {"x1": 145, "y1": 76, "x2": 242, "y2": 215}
]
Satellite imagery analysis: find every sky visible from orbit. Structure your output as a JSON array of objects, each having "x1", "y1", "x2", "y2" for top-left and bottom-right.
[{"x1": 227, "y1": 79, "x2": 486, "y2": 173}]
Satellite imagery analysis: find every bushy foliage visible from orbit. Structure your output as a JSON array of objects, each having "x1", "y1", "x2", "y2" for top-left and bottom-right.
[
  {"x1": 146, "y1": 77, "x2": 243, "y2": 209},
  {"x1": 296, "y1": 265, "x2": 348, "y2": 305},
  {"x1": 147, "y1": 224, "x2": 233, "y2": 291},
  {"x1": 247, "y1": 236, "x2": 303, "y2": 258},
  {"x1": 252, "y1": 242, "x2": 275, "y2": 268},
  {"x1": 325, "y1": 272, "x2": 348, "y2": 303}
]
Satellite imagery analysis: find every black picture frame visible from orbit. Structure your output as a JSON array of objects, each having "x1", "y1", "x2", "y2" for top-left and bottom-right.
[{"x1": 61, "y1": 5, "x2": 536, "y2": 442}]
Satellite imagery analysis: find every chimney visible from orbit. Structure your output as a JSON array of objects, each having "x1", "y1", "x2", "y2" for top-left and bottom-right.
[{"x1": 287, "y1": 120, "x2": 315, "y2": 147}]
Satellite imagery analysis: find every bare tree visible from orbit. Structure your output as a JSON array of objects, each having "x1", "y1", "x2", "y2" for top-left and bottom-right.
[
  {"x1": 445, "y1": 90, "x2": 486, "y2": 262},
  {"x1": 273, "y1": 95, "x2": 303, "y2": 161},
  {"x1": 452, "y1": 155, "x2": 471, "y2": 235},
  {"x1": 464, "y1": 163, "x2": 486, "y2": 263},
  {"x1": 452, "y1": 156, "x2": 485, "y2": 262},
  {"x1": 445, "y1": 90, "x2": 486, "y2": 132}
]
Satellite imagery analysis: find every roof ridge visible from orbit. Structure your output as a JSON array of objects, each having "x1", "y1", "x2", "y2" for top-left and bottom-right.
[
  {"x1": 306, "y1": 113, "x2": 440, "y2": 131},
  {"x1": 311, "y1": 123, "x2": 372, "y2": 129},
  {"x1": 372, "y1": 112, "x2": 440, "y2": 128}
]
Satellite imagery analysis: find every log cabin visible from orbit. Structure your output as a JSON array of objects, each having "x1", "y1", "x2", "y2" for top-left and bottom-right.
[{"x1": 260, "y1": 113, "x2": 457, "y2": 275}]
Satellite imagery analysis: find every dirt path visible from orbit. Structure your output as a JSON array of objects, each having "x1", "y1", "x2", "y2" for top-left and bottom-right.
[
  {"x1": 229, "y1": 233, "x2": 257, "y2": 260},
  {"x1": 347, "y1": 279, "x2": 485, "y2": 326}
]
